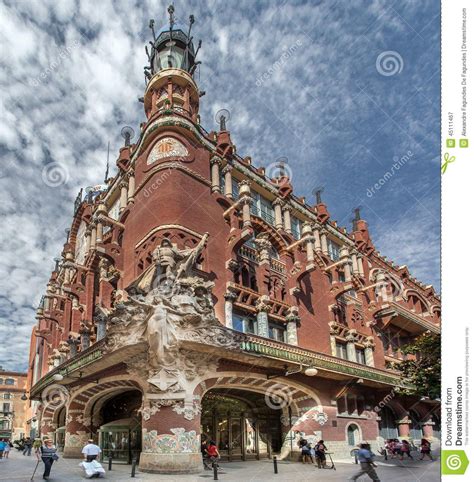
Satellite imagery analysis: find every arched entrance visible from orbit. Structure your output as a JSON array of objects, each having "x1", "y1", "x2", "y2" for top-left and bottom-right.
[
  {"x1": 54, "y1": 407, "x2": 66, "y2": 452},
  {"x1": 201, "y1": 389, "x2": 283, "y2": 461},
  {"x1": 378, "y1": 406, "x2": 399, "y2": 439},
  {"x1": 97, "y1": 390, "x2": 142, "y2": 464}
]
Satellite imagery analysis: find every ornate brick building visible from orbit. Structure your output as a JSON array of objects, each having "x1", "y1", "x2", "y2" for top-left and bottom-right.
[
  {"x1": 26, "y1": 7, "x2": 441, "y2": 474},
  {"x1": 0, "y1": 368, "x2": 28, "y2": 441}
]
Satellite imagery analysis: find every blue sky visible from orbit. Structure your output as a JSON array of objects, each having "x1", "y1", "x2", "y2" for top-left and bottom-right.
[{"x1": 0, "y1": 0, "x2": 440, "y2": 371}]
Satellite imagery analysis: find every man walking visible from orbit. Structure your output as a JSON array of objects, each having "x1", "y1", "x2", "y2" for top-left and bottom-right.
[
  {"x1": 82, "y1": 439, "x2": 101, "y2": 462},
  {"x1": 22, "y1": 437, "x2": 32, "y2": 456},
  {"x1": 350, "y1": 442, "x2": 380, "y2": 481}
]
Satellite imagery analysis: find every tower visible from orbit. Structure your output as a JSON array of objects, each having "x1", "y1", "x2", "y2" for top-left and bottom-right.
[{"x1": 143, "y1": 5, "x2": 202, "y2": 122}]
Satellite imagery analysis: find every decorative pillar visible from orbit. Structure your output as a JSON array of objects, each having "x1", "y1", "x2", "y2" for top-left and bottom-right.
[
  {"x1": 397, "y1": 418, "x2": 411, "y2": 438},
  {"x1": 302, "y1": 223, "x2": 315, "y2": 265},
  {"x1": 223, "y1": 165, "x2": 233, "y2": 198},
  {"x1": 66, "y1": 335, "x2": 80, "y2": 357},
  {"x1": 422, "y1": 420, "x2": 434, "y2": 439},
  {"x1": 351, "y1": 251, "x2": 359, "y2": 276},
  {"x1": 254, "y1": 234, "x2": 272, "y2": 265},
  {"x1": 340, "y1": 247, "x2": 351, "y2": 281},
  {"x1": 363, "y1": 337, "x2": 375, "y2": 367},
  {"x1": 239, "y1": 180, "x2": 252, "y2": 228},
  {"x1": 345, "y1": 329, "x2": 357, "y2": 362},
  {"x1": 285, "y1": 307, "x2": 300, "y2": 346},
  {"x1": 210, "y1": 157, "x2": 221, "y2": 193},
  {"x1": 357, "y1": 256, "x2": 364, "y2": 277},
  {"x1": 273, "y1": 199, "x2": 284, "y2": 230},
  {"x1": 119, "y1": 180, "x2": 128, "y2": 212},
  {"x1": 127, "y1": 171, "x2": 135, "y2": 203},
  {"x1": 139, "y1": 401, "x2": 201, "y2": 474},
  {"x1": 312, "y1": 225, "x2": 322, "y2": 252},
  {"x1": 282, "y1": 205, "x2": 292, "y2": 234},
  {"x1": 255, "y1": 296, "x2": 271, "y2": 338},
  {"x1": 320, "y1": 230, "x2": 329, "y2": 255},
  {"x1": 375, "y1": 271, "x2": 388, "y2": 301},
  {"x1": 328, "y1": 321, "x2": 338, "y2": 356},
  {"x1": 79, "y1": 326, "x2": 91, "y2": 351},
  {"x1": 224, "y1": 290, "x2": 237, "y2": 328},
  {"x1": 89, "y1": 223, "x2": 97, "y2": 252},
  {"x1": 84, "y1": 230, "x2": 91, "y2": 254},
  {"x1": 96, "y1": 219, "x2": 103, "y2": 244},
  {"x1": 96, "y1": 314, "x2": 107, "y2": 341}
]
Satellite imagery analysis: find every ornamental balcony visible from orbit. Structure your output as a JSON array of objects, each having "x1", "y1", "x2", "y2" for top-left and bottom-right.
[
  {"x1": 227, "y1": 282, "x2": 290, "y2": 322},
  {"x1": 373, "y1": 301, "x2": 440, "y2": 335}
]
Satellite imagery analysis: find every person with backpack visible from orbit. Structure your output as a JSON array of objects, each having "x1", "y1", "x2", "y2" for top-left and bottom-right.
[
  {"x1": 400, "y1": 439, "x2": 414, "y2": 460},
  {"x1": 315, "y1": 440, "x2": 327, "y2": 468},
  {"x1": 419, "y1": 438, "x2": 434, "y2": 461}
]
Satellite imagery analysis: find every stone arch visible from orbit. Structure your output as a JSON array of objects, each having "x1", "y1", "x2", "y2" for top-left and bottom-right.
[
  {"x1": 192, "y1": 371, "x2": 322, "y2": 414},
  {"x1": 63, "y1": 377, "x2": 146, "y2": 457}
]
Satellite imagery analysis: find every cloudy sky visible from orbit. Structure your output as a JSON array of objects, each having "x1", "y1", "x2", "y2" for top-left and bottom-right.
[{"x1": 0, "y1": 0, "x2": 440, "y2": 372}]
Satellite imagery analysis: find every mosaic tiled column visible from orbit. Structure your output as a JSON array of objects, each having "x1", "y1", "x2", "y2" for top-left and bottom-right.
[
  {"x1": 139, "y1": 401, "x2": 201, "y2": 474},
  {"x1": 256, "y1": 296, "x2": 271, "y2": 338}
]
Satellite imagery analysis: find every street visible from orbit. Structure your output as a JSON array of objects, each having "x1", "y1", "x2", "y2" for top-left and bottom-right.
[{"x1": 0, "y1": 449, "x2": 440, "y2": 481}]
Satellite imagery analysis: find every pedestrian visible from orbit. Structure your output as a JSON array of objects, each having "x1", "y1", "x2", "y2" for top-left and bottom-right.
[
  {"x1": 419, "y1": 438, "x2": 434, "y2": 461},
  {"x1": 301, "y1": 440, "x2": 312, "y2": 464},
  {"x1": 3, "y1": 439, "x2": 10, "y2": 459},
  {"x1": 201, "y1": 440, "x2": 211, "y2": 469},
  {"x1": 205, "y1": 441, "x2": 220, "y2": 469},
  {"x1": 36, "y1": 438, "x2": 58, "y2": 480},
  {"x1": 349, "y1": 442, "x2": 380, "y2": 481},
  {"x1": 82, "y1": 438, "x2": 101, "y2": 462},
  {"x1": 0, "y1": 439, "x2": 5, "y2": 459},
  {"x1": 23, "y1": 437, "x2": 33, "y2": 456},
  {"x1": 400, "y1": 439, "x2": 414, "y2": 460},
  {"x1": 315, "y1": 439, "x2": 327, "y2": 468}
]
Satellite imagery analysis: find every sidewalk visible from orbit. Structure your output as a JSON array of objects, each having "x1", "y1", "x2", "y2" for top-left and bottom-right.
[{"x1": 0, "y1": 449, "x2": 440, "y2": 481}]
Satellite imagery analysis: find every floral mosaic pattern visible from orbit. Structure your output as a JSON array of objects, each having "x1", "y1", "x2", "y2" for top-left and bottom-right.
[{"x1": 143, "y1": 427, "x2": 200, "y2": 454}]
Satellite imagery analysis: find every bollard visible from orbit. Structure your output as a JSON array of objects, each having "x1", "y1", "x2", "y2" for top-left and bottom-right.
[
  {"x1": 273, "y1": 455, "x2": 278, "y2": 474},
  {"x1": 131, "y1": 458, "x2": 137, "y2": 477},
  {"x1": 108, "y1": 456, "x2": 112, "y2": 471},
  {"x1": 213, "y1": 461, "x2": 218, "y2": 480}
]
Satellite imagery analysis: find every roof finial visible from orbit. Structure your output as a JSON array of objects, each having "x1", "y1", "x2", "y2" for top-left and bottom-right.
[
  {"x1": 168, "y1": 4, "x2": 175, "y2": 30},
  {"x1": 104, "y1": 141, "x2": 110, "y2": 183},
  {"x1": 312, "y1": 186, "x2": 324, "y2": 204},
  {"x1": 352, "y1": 205, "x2": 362, "y2": 231}
]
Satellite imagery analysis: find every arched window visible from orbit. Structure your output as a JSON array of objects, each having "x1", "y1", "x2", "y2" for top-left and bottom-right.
[
  {"x1": 5, "y1": 378, "x2": 14, "y2": 386},
  {"x1": 347, "y1": 424, "x2": 361, "y2": 446}
]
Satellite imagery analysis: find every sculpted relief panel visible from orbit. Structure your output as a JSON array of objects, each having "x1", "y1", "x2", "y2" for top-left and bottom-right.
[{"x1": 105, "y1": 232, "x2": 245, "y2": 403}]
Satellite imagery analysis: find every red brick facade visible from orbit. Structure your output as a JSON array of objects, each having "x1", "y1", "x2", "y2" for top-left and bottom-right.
[{"x1": 26, "y1": 11, "x2": 440, "y2": 473}]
